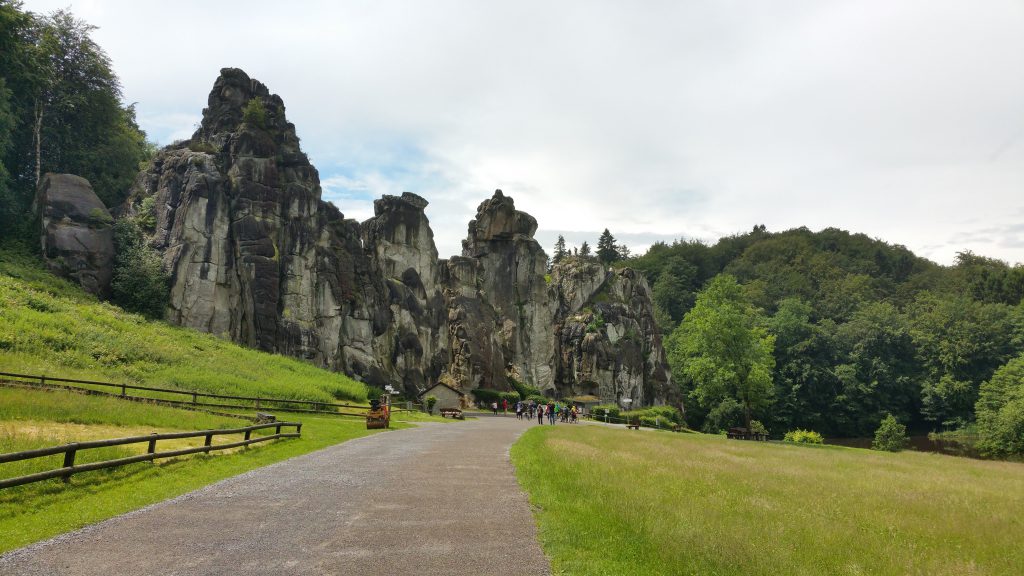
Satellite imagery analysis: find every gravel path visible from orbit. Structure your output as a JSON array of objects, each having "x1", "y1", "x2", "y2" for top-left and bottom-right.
[{"x1": 0, "y1": 416, "x2": 551, "y2": 576}]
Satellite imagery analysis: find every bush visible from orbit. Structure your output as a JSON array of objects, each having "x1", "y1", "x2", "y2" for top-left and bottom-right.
[
  {"x1": 510, "y1": 378, "x2": 542, "y2": 400},
  {"x1": 872, "y1": 414, "x2": 908, "y2": 452},
  {"x1": 110, "y1": 219, "x2": 169, "y2": 319},
  {"x1": 425, "y1": 395, "x2": 438, "y2": 414},
  {"x1": 783, "y1": 429, "x2": 824, "y2": 444},
  {"x1": 592, "y1": 404, "x2": 621, "y2": 420},
  {"x1": 471, "y1": 388, "x2": 500, "y2": 404},
  {"x1": 500, "y1": 391, "x2": 520, "y2": 404},
  {"x1": 975, "y1": 355, "x2": 1024, "y2": 457},
  {"x1": 749, "y1": 420, "x2": 768, "y2": 436},
  {"x1": 241, "y1": 98, "x2": 267, "y2": 128}
]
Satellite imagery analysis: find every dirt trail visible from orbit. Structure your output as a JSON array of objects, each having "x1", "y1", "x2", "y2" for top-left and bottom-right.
[{"x1": 1, "y1": 416, "x2": 550, "y2": 576}]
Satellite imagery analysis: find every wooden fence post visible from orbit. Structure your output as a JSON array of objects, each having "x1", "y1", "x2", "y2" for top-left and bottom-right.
[
  {"x1": 62, "y1": 445, "x2": 77, "y2": 483},
  {"x1": 121, "y1": 383, "x2": 126, "y2": 397},
  {"x1": 296, "y1": 423, "x2": 302, "y2": 436},
  {"x1": 204, "y1": 433, "x2": 213, "y2": 448},
  {"x1": 147, "y1": 434, "x2": 158, "y2": 454}
]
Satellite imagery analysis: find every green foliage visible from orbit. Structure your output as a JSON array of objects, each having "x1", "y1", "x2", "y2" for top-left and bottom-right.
[
  {"x1": 668, "y1": 275, "x2": 775, "y2": 430},
  {"x1": 425, "y1": 395, "x2": 438, "y2": 413},
  {"x1": 872, "y1": 413, "x2": 908, "y2": 452},
  {"x1": 783, "y1": 429, "x2": 824, "y2": 444},
  {"x1": 187, "y1": 140, "x2": 216, "y2": 154},
  {"x1": 591, "y1": 404, "x2": 621, "y2": 420},
  {"x1": 551, "y1": 235, "x2": 568, "y2": 265},
  {"x1": 596, "y1": 228, "x2": 620, "y2": 264},
  {"x1": 585, "y1": 311, "x2": 605, "y2": 333},
  {"x1": 578, "y1": 241, "x2": 591, "y2": 257},
  {"x1": 975, "y1": 355, "x2": 1024, "y2": 457},
  {"x1": 510, "y1": 378, "x2": 542, "y2": 400},
  {"x1": 241, "y1": 97, "x2": 267, "y2": 129},
  {"x1": 749, "y1": 419, "x2": 768, "y2": 435},
  {"x1": 110, "y1": 218, "x2": 168, "y2": 319},
  {"x1": 0, "y1": 4, "x2": 152, "y2": 240}
]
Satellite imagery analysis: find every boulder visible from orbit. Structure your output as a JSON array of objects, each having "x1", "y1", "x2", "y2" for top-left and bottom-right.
[{"x1": 36, "y1": 173, "x2": 115, "y2": 295}]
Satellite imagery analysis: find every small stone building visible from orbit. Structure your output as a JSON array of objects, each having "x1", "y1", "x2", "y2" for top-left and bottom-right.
[{"x1": 418, "y1": 383, "x2": 466, "y2": 412}]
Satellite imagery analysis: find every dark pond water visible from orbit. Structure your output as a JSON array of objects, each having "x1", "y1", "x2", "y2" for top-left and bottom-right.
[{"x1": 825, "y1": 435, "x2": 983, "y2": 459}]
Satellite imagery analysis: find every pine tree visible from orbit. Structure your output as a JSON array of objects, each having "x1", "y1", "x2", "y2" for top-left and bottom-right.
[
  {"x1": 579, "y1": 241, "x2": 592, "y2": 257},
  {"x1": 597, "y1": 228, "x2": 619, "y2": 263},
  {"x1": 552, "y1": 235, "x2": 568, "y2": 264}
]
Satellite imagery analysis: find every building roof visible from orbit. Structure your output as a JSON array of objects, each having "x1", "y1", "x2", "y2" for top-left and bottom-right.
[{"x1": 418, "y1": 382, "x2": 465, "y2": 398}]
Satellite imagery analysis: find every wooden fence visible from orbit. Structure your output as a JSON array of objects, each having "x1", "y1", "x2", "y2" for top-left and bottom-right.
[
  {"x1": 0, "y1": 421, "x2": 301, "y2": 489},
  {"x1": 0, "y1": 371, "x2": 419, "y2": 417}
]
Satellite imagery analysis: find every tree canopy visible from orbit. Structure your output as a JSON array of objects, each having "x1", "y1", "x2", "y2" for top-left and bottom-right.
[
  {"x1": 0, "y1": 1, "x2": 150, "y2": 241},
  {"x1": 666, "y1": 274, "x2": 775, "y2": 431}
]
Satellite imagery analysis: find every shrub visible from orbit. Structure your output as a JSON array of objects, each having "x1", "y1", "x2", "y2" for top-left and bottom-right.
[
  {"x1": 500, "y1": 392, "x2": 520, "y2": 404},
  {"x1": 872, "y1": 414, "x2": 908, "y2": 452},
  {"x1": 749, "y1": 420, "x2": 768, "y2": 436},
  {"x1": 783, "y1": 429, "x2": 824, "y2": 444},
  {"x1": 592, "y1": 404, "x2": 621, "y2": 420},
  {"x1": 471, "y1": 388, "x2": 500, "y2": 404},
  {"x1": 110, "y1": 219, "x2": 169, "y2": 319},
  {"x1": 975, "y1": 355, "x2": 1024, "y2": 457},
  {"x1": 510, "y1": 378, "x2": 542, "y2": 400},
  {"x1": 241, "y1": 98, "x2": 267, "y2": 129},
  {"x1": 425, "y1": 395, "x2": 438, "y2": 414}
]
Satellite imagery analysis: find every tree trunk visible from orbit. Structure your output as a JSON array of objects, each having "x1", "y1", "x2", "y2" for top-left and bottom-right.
[
  {"x1": 33, "y1": 102, "x2": 43, "y2": 188},
  {"x1": 743, "y1": 398, "x2": 751, "y2": 431}
]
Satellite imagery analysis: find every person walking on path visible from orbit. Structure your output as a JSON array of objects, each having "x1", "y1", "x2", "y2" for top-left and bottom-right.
[
  {"x1": 537, "y1": 404, "x2": 545, "y2": 425},
  {"x1": 502, "y1": 398, "x2": 508, "y2": 415},
  {"x1": 547, "y1": 402, "x2": 556, "y2": 425},
  {"x1": 491, "y1": 401, "x2": 499, "y2": 415}
]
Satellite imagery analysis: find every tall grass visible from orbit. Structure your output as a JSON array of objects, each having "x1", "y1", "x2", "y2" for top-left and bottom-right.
[
  {"x1": 0, "y1": 246, "x2": 366, "y2": 403},
  {"x1": 513, "y1": 426, "x2": 1024, "y2": 576}
]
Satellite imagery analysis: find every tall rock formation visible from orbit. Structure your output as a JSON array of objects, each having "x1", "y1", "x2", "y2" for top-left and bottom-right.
[{"x1": 122, "y1": 68, "x2": 673, "y2": 406}]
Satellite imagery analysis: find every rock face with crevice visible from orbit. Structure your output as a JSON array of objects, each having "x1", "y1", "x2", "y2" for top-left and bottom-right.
[{"x1": 121, "y1": 68, "x2": 674, "y2": 405}]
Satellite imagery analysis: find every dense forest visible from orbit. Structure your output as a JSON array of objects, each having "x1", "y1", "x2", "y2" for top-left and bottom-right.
[{"x1": 563, "y1": 226, "x2": 1024, "y2": 453}]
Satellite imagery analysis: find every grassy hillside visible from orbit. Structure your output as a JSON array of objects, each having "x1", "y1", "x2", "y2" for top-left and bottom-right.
[
  {"x1": 0, "y1": 246, "x2": 366, "y2": 403},
  {"x1": 513, "y1": 425, "x2": 1024, "y2": 576}
]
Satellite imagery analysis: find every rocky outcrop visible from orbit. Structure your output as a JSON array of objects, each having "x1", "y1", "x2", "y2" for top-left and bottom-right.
[
  {"x1": 36, "y1": 173, "x2": 115, "y2": 295},
  {"x1": 122, "y1": 68, "x2": 673, "y2": 406}
]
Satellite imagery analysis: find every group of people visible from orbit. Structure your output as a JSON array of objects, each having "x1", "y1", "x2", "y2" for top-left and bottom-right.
[{"x1": 489, "y1": 399, "x2": 580, "y2": 424}]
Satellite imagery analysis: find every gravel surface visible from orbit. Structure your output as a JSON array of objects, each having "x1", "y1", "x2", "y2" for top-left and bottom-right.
[{"x1": 0, "y1": 416, "x2": 551, "y2": 575}]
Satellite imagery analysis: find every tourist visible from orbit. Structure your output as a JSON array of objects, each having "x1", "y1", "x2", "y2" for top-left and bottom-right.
[
  {"x1": 491, "y1": 401, "x2": 498, "y2": 415},
  {"x1": 548, "y1": 402, "x2": 556, "y2": 425},
  {"x1": 537, "y1": 404, "x2": 545, "y2": 425},
  {"x1": 502, "y1": 398, "x2": 508, "y2": 415},
  {"x1": 515, "y1": 401, "x2": 523, "y2": 420}
]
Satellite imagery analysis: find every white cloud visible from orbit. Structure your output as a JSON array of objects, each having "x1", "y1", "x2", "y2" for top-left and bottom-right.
[{"x1": 24, "y1": 0, "x2": 1024, "y2": 264}]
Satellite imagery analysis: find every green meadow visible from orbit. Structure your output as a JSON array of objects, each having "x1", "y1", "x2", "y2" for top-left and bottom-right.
[{"x1": 513, "y1": 425, "x2": 1024, "y2": 576}]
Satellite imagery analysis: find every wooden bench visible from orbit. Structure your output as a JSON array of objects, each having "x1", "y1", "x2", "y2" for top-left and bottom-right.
[
  {"x1": 626, "y1": 422, "x2": 641, "y2": 430},
  {"x1": 439, "y1": 408, "x2": 464, "y2": 420}
]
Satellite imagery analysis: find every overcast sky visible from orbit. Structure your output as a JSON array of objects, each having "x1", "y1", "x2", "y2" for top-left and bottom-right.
[{"x1": 22, "y1": 0, "x2": 1024, "y2": 264}]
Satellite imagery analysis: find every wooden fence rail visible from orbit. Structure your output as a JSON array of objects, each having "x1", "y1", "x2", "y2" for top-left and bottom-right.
[
  {"x1": 0, "y1": 421, "x2": 302, "y2": 489},
  {"x1": 0, "y1": 371, "x2": 420, "y2": 416}
]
